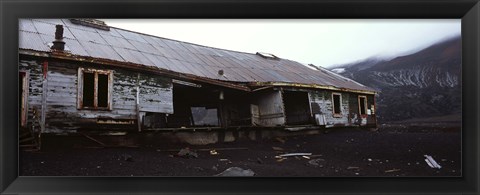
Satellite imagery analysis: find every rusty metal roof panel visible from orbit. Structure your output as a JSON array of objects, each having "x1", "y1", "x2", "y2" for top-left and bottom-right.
[
  {"x1": 99, "y1": 34, "x2": 137, "y2": 50},
  {"x1": 112, "y1": 47, "x2": 155, "y2": 66},
  {"x1": 168, "y1": 59, "x2": 192, "y2": 74},
  {"x1": 79, "y1": 41, "x2": 125, "y2": 62},
  {"x1": 19, "y1": 20, "x2": 37, "y2": 33},
  {"x1": 203, "y1": 55, "x2": 225, "y2": 68},
  {"x1": 128, "y1": 40, "x2": 159, "y2": 55},
  {"x1": 95, "y1": 26, "x2": 124, "y2": 38},
  {"x1": 19, "y1": 19, "x2": 374, "y2": 93},
  {"x1": 32, "y1": 20, "x2": 76, "y2": 39},
  {"x1": 68, "y1": 27, "x2": 108, "y2": 45},
  {"x1": 141, "y1": 53, "x2": 173, "y2": 70},
  {"x1": 180, "y1": 61, "x2": 209, "y2": 78},
  {"x1": 61, "y1": 19, "x2": 98, "y2": 33},
  {"x1": 116, "y1": 29, "x2": 148, "y2": 43},
  {"x1": 19, "y1": 31, "x2": 50, "y2": 52},
  {"x1": 230, "y1": 67, "x2": 260, "y2": 82},
  {"x1": 63, "y1": 38, "x2": 90, "y2": 56},
  {"x1": 32, "y1": 18, "x2": 65, "y2": 25}
]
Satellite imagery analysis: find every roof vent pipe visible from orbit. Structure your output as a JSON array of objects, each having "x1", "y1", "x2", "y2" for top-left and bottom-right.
[{"x1": 51, "y1": 25, "x2": 65, "y2": 51}]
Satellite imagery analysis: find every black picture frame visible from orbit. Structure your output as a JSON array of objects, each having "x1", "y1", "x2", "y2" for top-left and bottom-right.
[{"x1": 1, "y1": 0, "x2": 479, "y2": 194}]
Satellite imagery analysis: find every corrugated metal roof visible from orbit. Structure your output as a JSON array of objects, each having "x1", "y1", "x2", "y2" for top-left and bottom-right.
[{"x1": 19, "y1": 19, "x2": 374, "y2": 93}]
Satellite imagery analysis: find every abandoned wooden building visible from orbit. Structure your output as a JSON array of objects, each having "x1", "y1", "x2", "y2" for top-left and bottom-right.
[{"x1": 19, "y1": 19, "x2": 377, "y2": 147}]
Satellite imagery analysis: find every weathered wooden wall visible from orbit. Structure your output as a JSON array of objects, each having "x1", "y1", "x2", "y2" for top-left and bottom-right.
[
  {"x1": 308, "y1": 90, "x2": 351, "y2": 127},
  {"x1": 20, "y1": 55, "x2": 375, "y2": 134},
  {"x1": 138, "y1": 74, "x2": 173, "y2": 114},
  {"x1": 251, "y1": 89, "x2": 285, "y2": 127},
  {"x1": 19, "y1": 58, "x2": 44, "y2": 130},
  {"x1": 20, "y1": 56, "x2": 174, "y2": 133},
  {"x1": 309, "y1": 90, "x2": 377, "y2": 127}
]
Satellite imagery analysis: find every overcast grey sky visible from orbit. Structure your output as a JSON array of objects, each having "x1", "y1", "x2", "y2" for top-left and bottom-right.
[{"x1": 103, "y1": 19, "x2": 460, "y2": 68}]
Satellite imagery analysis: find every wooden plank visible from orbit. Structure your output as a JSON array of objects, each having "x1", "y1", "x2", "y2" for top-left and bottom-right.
[
  {"x1": 136, "y1": 73, "x2": 141, "y2": 132},
  {"x1": 79, "y1": 132, "x2": 106, "y2": 146},
  {"x1": 40, "y1": 61, "x2": 48, "y2": 133}
]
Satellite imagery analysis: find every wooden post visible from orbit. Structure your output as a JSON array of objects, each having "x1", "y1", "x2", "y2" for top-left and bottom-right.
[
  {"x1": 136, "y1": 73, "x2": 141, "y2": 132},
  {"x1": 40, "y1": 60, "x2": 48, "y2": 134}
]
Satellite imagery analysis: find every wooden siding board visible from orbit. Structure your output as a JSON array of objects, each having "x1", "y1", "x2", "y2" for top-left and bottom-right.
[
  {"x1": 252, "y1": 90, "x2": 285, "y2": 127},
  {"x1": 33, "y1": 60, "x2": 174, "y2": 132},
  {"x1": 308, "y1": 90, "x2": 351, "y2": 127}
]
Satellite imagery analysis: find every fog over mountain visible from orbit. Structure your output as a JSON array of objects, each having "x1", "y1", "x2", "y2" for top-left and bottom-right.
[{"x1": 329, "y1": 36, "x2": 461, "y2": 122}]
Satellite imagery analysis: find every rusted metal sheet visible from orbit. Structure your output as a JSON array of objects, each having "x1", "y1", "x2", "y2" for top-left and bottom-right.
[
  {"x1": 80, "y1": 41, "x2": 125, "y2": 62},
  {"x1": 100, "y1": 34, "x2": 137, "y2": 50},
  {"x1": 19, "y1": 31, "x2": 50, "y2": 52},
  {"x1": 32, "y1": 20, "x2": 76, "y2": 39},
  {"x1": 19, "y1": 19, "x2": 375, "y2": 94},
  {"x1": 68, "y1": 27, "x2": 108, "y2": 45},
  {"x1": 112, "y1": 47, "x2": 155, "y2": 66}
]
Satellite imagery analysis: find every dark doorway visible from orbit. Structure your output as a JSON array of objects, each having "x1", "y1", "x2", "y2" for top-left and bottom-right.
[
  {"x1": 283, "y1": 91, "x2": 312, "y2": 125},
  {"x1": 166, "y1": 83, "x2": 221, "y2": 128}
]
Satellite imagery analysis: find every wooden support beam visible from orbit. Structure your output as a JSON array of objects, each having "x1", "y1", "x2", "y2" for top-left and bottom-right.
[
  {"x1": 40, "y1": 60, "x2": 48, "y2": 133},
  {"x1": 136, "y1": 73, "x2": 142, "y2": 132}
]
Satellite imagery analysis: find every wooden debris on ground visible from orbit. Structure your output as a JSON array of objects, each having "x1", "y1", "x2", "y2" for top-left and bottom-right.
[
  {"x1": 278, "y1": 153, "x2": 312, "y2": 157},
  {"x1": 157, "y1": 147, "x2": 248, "y2": 152},
  {"x1": 272, "y1": 146, "x2": 284, "y2": 151},
  {"x1": 424, "y1": 155, "x2": 442, "y2": 169},
  {"x1": 385, "y1": 168, "x2": 401, "y2": 173}
]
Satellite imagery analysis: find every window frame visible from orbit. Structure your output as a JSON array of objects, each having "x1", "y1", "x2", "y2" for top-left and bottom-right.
[
  {"x1": 332, "y1": 92, "x2": 342, "y2": 117},
  {"x1": 77, "y1": 67, "x2": 113, "y2": 110},
  {"x1": 19, "y1": 71, "x2": 29, "y2": 127},
  {"x1": 358, "y1": 95, "x2": 368, "y2": 116}
]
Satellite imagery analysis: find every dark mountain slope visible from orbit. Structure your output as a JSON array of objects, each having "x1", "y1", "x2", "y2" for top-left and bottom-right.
[{"x1": 330, "y1": 36, "x2": 461, "y2": 122}]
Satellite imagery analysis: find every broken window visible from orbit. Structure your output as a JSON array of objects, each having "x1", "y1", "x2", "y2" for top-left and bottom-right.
[
  {"x1": 332, "y1": 93, "x2": 342, "y2": 115},
  {"x1": 358, "y1": 96, "x2": 367, "y2": 115},
  {"x1": 78, "y1": 68, "x2": 112, "y2": 110},
  {"x1": 191, "y1": 107, "x2": 219, "y2": 127}
]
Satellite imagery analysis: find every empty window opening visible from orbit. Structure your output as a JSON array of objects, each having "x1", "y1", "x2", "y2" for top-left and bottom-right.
[
  {"x1": 191, "y1": 107, "x2": 219, "y2": 127},
  {"x1": 78, "y1": 68, "x2": 112, "y2": 109},
  {"x1": 97, "y1": 74, "x2": 109, "y2": 108},
  {"x1": 83, "y1": 72, "x2": 95, "y2": 107},
  {"x1": 332, "y1": 93, "x2": 342, "y2": 115},
  {"x1": 359, "y1": 96, "x2": 367, "y2": 115}
]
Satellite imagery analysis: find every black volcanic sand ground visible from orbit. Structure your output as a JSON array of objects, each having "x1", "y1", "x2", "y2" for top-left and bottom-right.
[{"x1": 20, "y1": 124, "x2": 461, "y2": 177}]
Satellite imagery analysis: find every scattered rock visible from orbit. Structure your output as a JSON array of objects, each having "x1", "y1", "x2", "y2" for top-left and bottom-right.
[
  {"x1": 177, "y1": 148, "x2": 198, "y2": 158},
  {"x1": 122, "y1": 154, "x2": 134, "y2": 162},
  {"x1": 307, "y1": 158, "x2": 325, "y2": 167},
  {"x1": 210, "y1": 150, "x2": 218, "y2": 155},
  {"x1": 214, "y1": 167, "x2": 255, "y2": 176}
]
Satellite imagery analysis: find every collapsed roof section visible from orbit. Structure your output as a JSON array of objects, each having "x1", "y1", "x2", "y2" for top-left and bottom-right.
[{"x1": 19, "y1": 19, "x2": 375, "y2": 94}]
